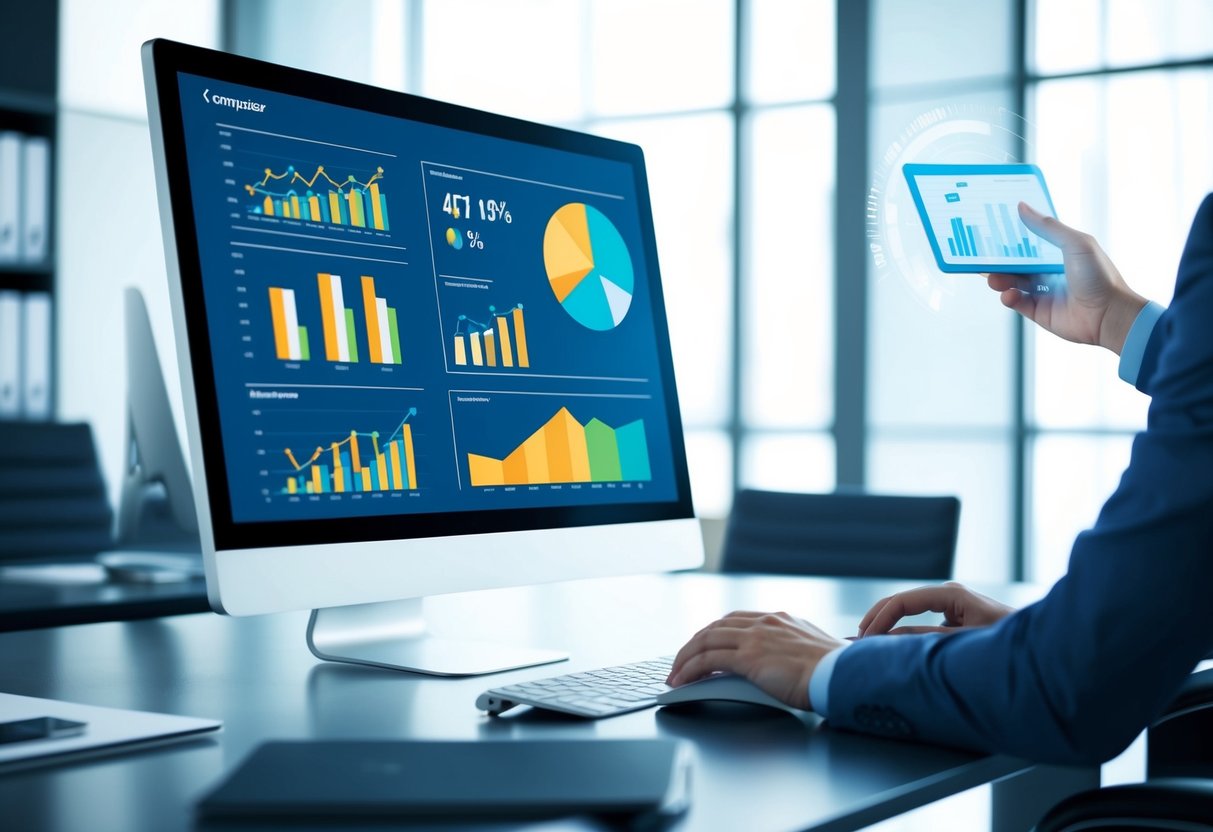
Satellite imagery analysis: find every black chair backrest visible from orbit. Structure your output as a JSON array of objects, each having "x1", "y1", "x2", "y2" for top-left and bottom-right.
[
  {"x1": 720, "y1": 489, "x2": 959, "y2": 580},
  {"x1": 0, "y1": 422, "x2": 113, "y2": 559}
]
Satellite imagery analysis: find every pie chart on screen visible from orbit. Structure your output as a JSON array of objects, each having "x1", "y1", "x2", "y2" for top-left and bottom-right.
[{"x1": 543, "y1": 203, "x2": 634, "y2": 331}]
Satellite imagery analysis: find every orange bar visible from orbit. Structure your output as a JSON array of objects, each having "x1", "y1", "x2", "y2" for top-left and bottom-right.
[
  {"x1": 347, "y1": 189, "x2": 364, "y2": 227},
  {"x1": 468, "y1": 454, "x2": 504, "y2": 487},
  {"x1": 495, "y1": 316, "x2": 514, "y2": 367},
  {"x1": 544, "y1": 410, "x2": 575, "y2": 483},
  {"x1": 484, "y1": 330, "x2": 497, "y2": 366},
  {"x1": 290, "y1": 195, "x2": 301, "y2": 218},
  {"x1": 361, "y1": 276, "x2": 383, "y2": 363},
  {"x1": 349, "y1": 430, "x2": 361, "y2": 472},
  {"x1": 376, "y1": 452, "x2": 389, "y2": 492},
  {"x1": 402, "y1": 424, "x2": 417, "y2": 489},
  {"x1": 360, "y1": 467, "x2": 372, "y2": 491},
  {"x1": 308, "y1": 194, "x2": 321, "y2": 221},
  {"x1": 262, "y1": 195, "x2": 274, "y2": 216},
  {"x1": 317, "y1": 273, "x2": 340, "y2": 361},
  {"x1": 513, "y1": 307, "x2": 530, "y2": 368},
  {"x1": 389, "y1": 440, "x2": 403, "y2": 490},
  {"x1": 287, "y1": 478, "x2": 297, "y2": 494},
  {"x1": 328, "y1": 192, "x2": 342, "y2": 225},
  {"x1": 369, "y1": 183, "x2": 384, "y2": 229},
  {"x1": 268, "y1": 287, "x2": 290, "y2": 359},
  {"x1": 311, "y1": 465, "x2": 323, "y2": 494}
]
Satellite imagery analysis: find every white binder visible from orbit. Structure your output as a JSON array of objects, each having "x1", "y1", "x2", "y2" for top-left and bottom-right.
[
  {"x1": 0, "y1": 291, "x2": 20, "y2": 417},
  {"x1": 0, "y1": 132, "x2": 20, "y2": 262},
  {"x1": 21, "y1": 291, "x2": 50, "y2": 419},
  {"x1": 19, "y1": 135, "x2": 49, "y2": 264}
]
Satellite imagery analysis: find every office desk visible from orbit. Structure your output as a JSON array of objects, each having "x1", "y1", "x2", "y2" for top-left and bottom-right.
[{"x1": 0, "y1": 573, "x2": 1091, "y2": 831}]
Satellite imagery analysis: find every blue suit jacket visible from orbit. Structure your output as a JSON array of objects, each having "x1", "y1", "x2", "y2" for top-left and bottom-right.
[{"x1": 828, "y1": 194, "x2": 1213, "y2": 765}]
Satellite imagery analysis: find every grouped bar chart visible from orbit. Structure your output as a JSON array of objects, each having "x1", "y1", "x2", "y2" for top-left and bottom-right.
[
  {"x1": 945, "y1": 201, "x2": 1041, "y2": 259},
  {"x1": 360, "y1": 276, "x2": 402, "y2": 365},
  {"x1": 316, "y1": 272, "x2": 359, "y2": 363},
  {"x1": 246, "y1": 164, "x2": 391, "y2": 231},
  {"x1": 467, "y1": 407, "x2": 651, "y2": 487},
  {"x1": 268, "y1": 287, "x2": 311, "y2": 361},
  {"x1": 453, "y1": 304, "x2": 530, "y2": 369},
  {"x1": 282, "y1": 409, "x2": 419, "y2": 495}
]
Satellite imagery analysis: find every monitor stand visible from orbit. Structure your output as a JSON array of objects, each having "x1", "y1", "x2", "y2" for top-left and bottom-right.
[{"x1": 306, "y1": 598, "x2": 568, "y2": 677}]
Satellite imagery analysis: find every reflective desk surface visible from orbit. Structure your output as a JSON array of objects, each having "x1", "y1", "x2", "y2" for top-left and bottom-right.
[{"x1": 0, "y1": 572, "x2": 1082, "y2": 832}]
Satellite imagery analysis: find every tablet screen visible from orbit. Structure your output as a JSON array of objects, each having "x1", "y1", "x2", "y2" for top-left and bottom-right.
[{"x1": 902, "y1": 164, "x2": 1065, "y2": 274}]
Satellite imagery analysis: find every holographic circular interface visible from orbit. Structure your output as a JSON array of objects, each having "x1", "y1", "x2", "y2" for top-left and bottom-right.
[{"x1": 867, "y1": 104, "x2": 1033, "y2": 311}]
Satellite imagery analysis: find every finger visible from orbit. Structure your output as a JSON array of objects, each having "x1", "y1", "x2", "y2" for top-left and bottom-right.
[
  {"x1": 1017, "y1": 201, "x2": 1086, "y2": 252},
  {"x1": 860, "y1": 587, "x2": 957, "y2": 637},
  {"x1": 886, "y1": 625, "x2": 959, "y2": 635},
  {"x1": 669, "y1": 649, "x2": 742, "y2": 686},
  {"x1": 668, "y1": 626, "x2": 747, "y2": 683},
  {"x1": 857, "y1": 595, "x2": 894, "y2": 635},
  {"x1": 1000, "y1": 287, "x2": 1039, "y2": 319},
  {"x1": 987, "y1": 273, "x2": 1037, "y2": 293}
]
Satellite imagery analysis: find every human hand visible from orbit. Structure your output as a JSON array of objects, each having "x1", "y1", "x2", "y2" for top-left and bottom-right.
[
  {"x1": 856, "y1": 581, "x2": 1015, "y2": 637},
  {"x1": 666, "y1": 610, "x2": 846, "y2": 710},
  {"x1": 987, "y1": 202, "x2": 1146, "y2": 355}
]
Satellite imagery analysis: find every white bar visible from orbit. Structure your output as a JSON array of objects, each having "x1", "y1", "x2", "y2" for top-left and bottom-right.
[
  {"x1": 328, "y1": 274, "x2": 350, "y2": 362},
  {"x1": 282, "y1": 289, "x2": 302, "y2": 361},
  {"x1": 375, "y1": 297, "x2": 393, "y2": 364}
]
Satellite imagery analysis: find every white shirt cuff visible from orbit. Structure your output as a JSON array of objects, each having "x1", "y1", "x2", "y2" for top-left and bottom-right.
[
  {"x1": 1118, "y1": 301, "x2": 1165, "y2": 386},
  {"x1": 808, "y1": 642, "x2": 851, "y2": 717}
]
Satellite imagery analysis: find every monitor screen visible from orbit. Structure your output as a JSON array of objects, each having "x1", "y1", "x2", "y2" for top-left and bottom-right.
[{"x1": 155, "y1": 56, "x2": 692, "y2": 553}]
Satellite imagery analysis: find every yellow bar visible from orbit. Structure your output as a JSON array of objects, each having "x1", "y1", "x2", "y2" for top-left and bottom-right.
[
  {"x1": 521, "y1": 427, "x2": 550, "y2": 484},
  {"x1": 454, "y1": 335, "x2": 468, "y2": 365},
  {"x1": 311, "y1": 465, "x2": 323, "y2": 494},
  {"x1": 468, "y1": 454, "x2": 504, "y2": 487},
  {"x1": 495, "y1": 316, "x2": 514, "y2": 367},
  {"x1": 362, "y1": 276, "x2": 383, "y2": 363},
  {"x1": 328, "y1": 191, "x2": 342, "y2": 225},
  {"x1": 360, "y1": 467, "x2": 371, "y2": 491},
  {"x1": 349, "y1": 430, "x2": 361, "y2": 472},
  {"x1": 483, "y1": 330, "x2": 497, "y2": 366},
  {"x1": 287, "y1": 478, "x2": 297, "y2": 494},
  {"x1": 290, "y1": 195, "x2": 301, "y2": 219},
  {"x1": 369, "y1": 183, "x2": 384, "y2": 230},
  {"x1": 348, "y1": 189, "x2": 365, "y2": 227},
  {"x1": 268, "y1": 287, "x2": 290, "y2": 359},
  {"x1": 513, "y1": 307, "x2": 530, "y2": 368},
  {"x1": 544, "y1": 409, "x2": 575, "y2": 483},
  {"x1": 469, "y1": 331, "x2": 483, "y2": 366},
  {"x1": 308, "y1": 195, "x2": 321, "y2": 221},
  {"x1": 403, "y1": 424, "x2": 417, "y2": 489},
  {"x1": 567, "y1": 412, "x2": 592, "y2": 482},
  {"x1": 389, "y1": 440, "x2": 404, "y2": 490},
  {"x1": 263, "y1": 195, "x2": 274, "y2": 216},
  {"x1": 376, "y1": 452, "x2": 389, "y2": 492},
  {"x1": 317, "y1": 273, "x2": 340, "y2": 361},
  {"x1": 502, "y1": 446, "x2": 528, "y2": 485},
  {"x1": 306, "y1": 481, "x2": 314, "y2": 494}
]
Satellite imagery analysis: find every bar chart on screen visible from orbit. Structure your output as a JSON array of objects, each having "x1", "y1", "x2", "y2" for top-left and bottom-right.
[
  {"x1": 279, "y1": 408, "x2": 419, "y2": 496},
  {"x1": 452, "y1": 303, "x2": 531, "y2": 370},
  {"x1": 267, "y1": 273, "x2": 402, "y2": 365},
  {"x1": 244, "y1": 163, "x2": 391, "y2": 231}
]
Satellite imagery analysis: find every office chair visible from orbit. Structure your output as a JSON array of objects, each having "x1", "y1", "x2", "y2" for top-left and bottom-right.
[
  {"x1": 719, "y1": 489, "x2": 960, "y2": 580},
  {"x1": 1035, "y1": 667, "x2": 1213, "y2": 831}
]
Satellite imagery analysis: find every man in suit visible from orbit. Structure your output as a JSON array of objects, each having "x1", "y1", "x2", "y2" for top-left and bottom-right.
[{"x1": 667, "y1": 196, "x2": 1213, "y2": 764}]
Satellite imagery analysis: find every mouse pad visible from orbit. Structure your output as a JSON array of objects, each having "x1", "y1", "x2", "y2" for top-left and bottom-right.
[{"x1": 198, "y1": 739, "x2": 691, "y2": 819}]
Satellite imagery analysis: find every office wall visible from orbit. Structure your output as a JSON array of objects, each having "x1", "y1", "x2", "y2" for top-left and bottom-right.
[{"x1": 56, "y1": 0, "x2": 219, "y2": 503}]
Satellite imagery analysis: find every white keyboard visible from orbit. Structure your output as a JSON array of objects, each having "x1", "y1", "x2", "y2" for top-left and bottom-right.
[{"x1": 476, "y1": 656, "x2": 675, "y2": 718}]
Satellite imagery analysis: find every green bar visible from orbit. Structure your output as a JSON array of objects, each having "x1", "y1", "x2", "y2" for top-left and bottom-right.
[
  {"x1": 298, "y1": 326, "x2": 310, "y2": 361},
  {"x1": 584, "y1": 418, "x2": 622, "y2": 482},
  {"x1": 343, "y1": 307, "x2": 359, "y2": 362},
  {"x1": 614, "y1": 420, "x2": 651, "y2": 481},
  {"x1": 387, "y1": 306, "x2": 402, "y2": 364}
]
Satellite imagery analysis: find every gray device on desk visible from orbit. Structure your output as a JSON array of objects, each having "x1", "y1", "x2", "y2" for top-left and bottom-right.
[{"x1": 142, "y1": 39, "x2": 702, "y2": 679}]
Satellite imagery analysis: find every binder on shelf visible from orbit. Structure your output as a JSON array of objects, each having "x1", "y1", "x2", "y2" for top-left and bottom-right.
[
  {"x1": 19, "y1": 136, "x2": 48, "y2": 264},
  {"x1": 21, "y1": 292, "x2": 49, "y2": 419},
  {"x1": 0, "y1": 291, "x2": 19, "y2": 417},
  {"x1": 0, "y1": 132, "x2": 21, "y2": 263}
]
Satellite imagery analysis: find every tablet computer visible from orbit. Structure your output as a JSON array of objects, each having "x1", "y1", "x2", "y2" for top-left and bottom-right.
[{"x1": 902, "y1": 163, "x2": 1065, "y2": 274}]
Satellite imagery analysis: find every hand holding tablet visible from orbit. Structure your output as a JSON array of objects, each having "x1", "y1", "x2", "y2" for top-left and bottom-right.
[{"x1": 903, "y1": 163, "x2": 1064, "y2": 276}]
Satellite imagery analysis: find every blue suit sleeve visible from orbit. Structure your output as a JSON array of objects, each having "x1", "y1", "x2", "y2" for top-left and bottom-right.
[
  {"x1": 808, "y1": 643, "x2": 849, "y2": 716},
  {"x1": 824, "y1": 194, "x2": 1213, "y2": 765}
]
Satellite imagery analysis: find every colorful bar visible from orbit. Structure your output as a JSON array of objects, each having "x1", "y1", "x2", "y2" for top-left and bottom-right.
[
  {"x1": 308, "y1": 194, "x2": 321, "y2": 222},
  {"x1": 389, "y1": 440, "x2": 404, "y2": 490},
  {"x1": 362, "y1": 276, "x2": 383, "y2": 363},
  {"x1": 318, "y1": 273, "x2": 340, "y2": 361},
  {"x1": 343, "y1": 308, "x2": 359, "y2": 362},
  {"x1": 469, "y1": 331, "x2": 484, "y2": 366},
  {"x1": 376, "y1": 298, "x2": 394, "y2": 364},
  {"x1": 483, "y1": 330, "x2": 497, "y2": 366},
  {"x1": 268, "y1": 287, "x2": 291, "y2": 359},
  {"x1": 379, "y1": 194, "x2": 390, "y2": 231},
  {"x1": 348, "y1": 189, "x2": 365, "y2": 227},
  {"x1": 282, "y1": 289, "x2": 302, "y2": 360},
  {"x1": 376, "y1": 452, "x2": 389, "y2": 493},
  {"x1": 328, "y1": 192, "x2": 342, "y2": 226},
  {"x1": 297, "y1": 326, "x2": 310, "y2": 361},
  {"x1": 584, "y1": 418, "x2": 622, "y2": 482},
  {"x1": 290, "y1": 195, "x2": 301, "y2": 219},
  {"x1": 369, "y1": 183, "x2": 384, "y2": 230},
  {"x1": 496, "y1": 316, "x2": 514, "y2": 367},
  {"x1": 513, "y1": 307, "x2": 530, "y2": 368},
  {"x1": 311, "y1": 465, "x2": 323, "y2": 494},
  {"x1": 362, "y1": 190, "x2": 376, "y2": 230},
  {"x1": 263, "y1": 195, "x2": 274, "y2": 216},
  {"x1": 454, "y1": 334, "x2": 468, "y2": 365},
  {"x1": 402, "y1": 423, "x2": 417, "y2": 489},
  {"x1": 387, "y1": 307, "x2": 402, "y2": 364},
  {"x1": 287, "y1": 478, "x2": 297, "y2": 494},
  {"x1": 966, "y1": 225, "x2": 978, "y2": 257},
  {"x1": 615, "y1": 420, "x2": 652, "y2": 481},
  {"x1": 947, "y1": 238, "x2": 957, "y2": 256},
  {"x1": 360, "y1": 467, "x2": 371, "y2": 491}
]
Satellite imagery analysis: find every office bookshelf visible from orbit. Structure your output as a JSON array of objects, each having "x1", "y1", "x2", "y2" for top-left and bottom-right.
[{"x1": 0, "y1": 2, "x2": 58, "y2": 419}]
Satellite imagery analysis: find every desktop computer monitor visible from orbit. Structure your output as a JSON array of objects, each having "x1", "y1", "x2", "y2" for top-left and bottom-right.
[{"x1": 142, "y1": 39, "x2": 701, "y2": 676}]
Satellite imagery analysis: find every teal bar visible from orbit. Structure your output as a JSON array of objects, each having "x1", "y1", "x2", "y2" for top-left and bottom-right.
[
  {"x1": 318, "y1": 465, "x2": 331, "y2": 493},
  {"x1": 379, "y1": 194, "x2": 390, "y2": 231},
  {"x1": 300, "y1": 198, "x2": 312, "y2": 221},
  {"x1": 369, "y1": 463, "x2": 381, "y2": 491},
  {"x1": 319, "y1": 196, "x2": 331, "y2": 223},
  {"x1": 615, "y1": 420, "x2": 652, "y2": 481}
]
